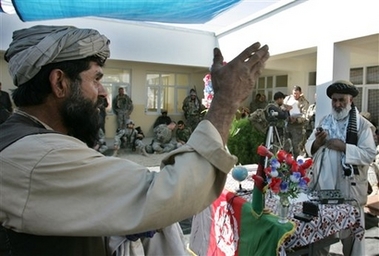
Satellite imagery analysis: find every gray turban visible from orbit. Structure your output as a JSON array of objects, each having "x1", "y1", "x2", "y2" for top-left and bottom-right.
[
  {"x1": 326, "y1": 80, "x2": 359, "y2": 98},
  {"x1": 4, "y1": 25, "x2": 110, "y2": 86}
]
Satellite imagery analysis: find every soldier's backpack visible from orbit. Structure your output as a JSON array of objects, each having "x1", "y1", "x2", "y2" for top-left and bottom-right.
[
  {"x1": 248, "y1": 107, "x2": 270, "y2": 134},
  {"x1": 249, "y1": 108, "x2": 268, "y2": 133},
  {"x1": 249, "y1": 103, "x2": 286, "y2": 134}
]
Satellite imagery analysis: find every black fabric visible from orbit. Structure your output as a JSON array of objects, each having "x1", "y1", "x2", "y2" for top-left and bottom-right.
[
  {"x1": 346, "y1": 103, "x2": 358, "y2": 145},
  {"x1": 1, "y1": 228, "x2": 106, "y2": 256},
  {"x1": 0, "y1": 113, "x2": 108, "y2": 256},
  {"x1": 344, "y1": 103, "x2": 359, "y2": 175},
  {"x1": 326, "y1": 81, "x2": 359, "y2": 98},
  {"x1": 0, "y1": 113, "x2": 57, "y2": 152}
]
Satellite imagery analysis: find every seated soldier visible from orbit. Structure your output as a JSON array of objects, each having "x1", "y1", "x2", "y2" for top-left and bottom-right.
[
  {"x1": 175, "y1": 120, "x2": 192, "y2": 148},
  {"x1": 113, "y1": 120, "x2": 148, "y2": 157},
  {"x1": 153, "y1": 109, "x2": 172, "y2": 128},
  {"x1": 152, "y1": 121, "x2": 177, "y2": 154}
]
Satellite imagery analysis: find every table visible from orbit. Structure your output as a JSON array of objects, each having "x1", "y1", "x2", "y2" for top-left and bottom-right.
[{"x1": 188, "y1": 174, "x2": 364, "y2": 256}]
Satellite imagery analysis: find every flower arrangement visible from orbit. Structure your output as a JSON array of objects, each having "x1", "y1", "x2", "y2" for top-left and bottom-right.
[
  {"x1": 256, "y1": 145, "x2": 312, "y2": 200},
  {"x1": 202, "y1": 61, "x2": 227, "y2": 109},
  {"x1": 202, "y1": 73, "x2": 213, "y2": 109}
]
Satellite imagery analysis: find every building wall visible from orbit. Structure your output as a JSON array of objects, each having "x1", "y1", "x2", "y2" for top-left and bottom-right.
[
  {"x1": 0, "y1": 53, "x2": 208, "y2": 138},
  {"x1": 102, "y1": 59, "x2": 208, "y2": 137},
  {"x1": 217, "y1": 0, "x2": 379, "y2": 126},
  {"x1": 217, "y1": 0, "x2": 379, "y2": 61},
  {"x1": 0, "y1": 13, "x2": 217, "y2": 67},
  {"x1": 1, "y1": 0, "x2": 378, "y2": 134}
]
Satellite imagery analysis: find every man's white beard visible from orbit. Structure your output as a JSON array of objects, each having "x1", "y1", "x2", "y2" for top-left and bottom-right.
[{"x1": 332, "y1": 103, "x2": 352, "y2": 120}]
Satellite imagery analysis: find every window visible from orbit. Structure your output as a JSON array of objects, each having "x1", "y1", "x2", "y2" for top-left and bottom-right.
[
  {"x1": 366, "y1": 65, "x2": 379, "y2": 84},
  {"x1": 102, "y1": 68, "x2": 131, "y2": 115},
  {"x1": 367, "y1": 87, "x2": 379, "y2": 127},
  {"x1": 145, "y1": 72, "x2": 190, "y2": 114},
  {"x1": 308, "y1": 72, "x2": 316, "y2": 85},
  {"x1": 350, "y1": 68, "x2": 363, "y2": 85},
  {"x1": 353, "y1": 87, "x2": 363, "y2": 112},
  {"x1": 350, "y1": 66, "x2": 379, "y2": 126},
  {"x1": 255, "y1": 75, "x2": 288, "y2": 101}
]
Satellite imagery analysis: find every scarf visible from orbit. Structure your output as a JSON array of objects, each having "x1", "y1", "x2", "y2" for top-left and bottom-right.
[{"x1": 320, "y1": 103, "x2": 359, "y2": 176}]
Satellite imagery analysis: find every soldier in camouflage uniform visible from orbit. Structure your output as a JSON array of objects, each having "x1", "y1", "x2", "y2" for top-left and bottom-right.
[
  {"x1": 270, "y1": 92, "x2": 290, "y2": 135},
  {"x1": 305, "y1": 102, "x2": 316, "y2": 139},
  {"x1": 182, "y1": 89, "x2": 205, "y2": 132},
  {"x1": 113, "y1": 120, "x2": 148, "y2": 157},
  {"x1": 283, "y1": 86, "x2": 309, "y2": 158},
  {"x1": 266, "y1": 92, "x2": 290, "y2": 152},
  {"x1": 112, "y1": 87, "x2": 133, "y2": 130},
  {"x1": 305, "y1": 93, "x2": 317, "y2": 142},
  {"x1": 175, "y1": 120, "x2": 192, "y2": 148},
  {"x1": 152, "y1": 121, "x2": 177, "y2": 153}
]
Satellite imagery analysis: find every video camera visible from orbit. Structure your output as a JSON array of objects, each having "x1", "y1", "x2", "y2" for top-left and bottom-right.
[{"x1": 264, "y1": 105, "x2": 288, "y2": 123}]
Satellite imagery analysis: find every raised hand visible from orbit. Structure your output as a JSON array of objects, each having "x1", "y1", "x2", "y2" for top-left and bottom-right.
[{"x1": 205, "y1": 43, "x2": 270, "y2": 144}]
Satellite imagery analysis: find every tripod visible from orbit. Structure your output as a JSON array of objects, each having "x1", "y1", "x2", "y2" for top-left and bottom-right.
[
  {"x1": 263, "y1": 118, "x2": 282, "y2": 167},
  {"x1": 263, "y1": 117, "x2": 293, "y2": 167}
]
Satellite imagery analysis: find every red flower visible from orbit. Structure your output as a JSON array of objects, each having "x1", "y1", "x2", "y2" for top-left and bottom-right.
[
  {"x1": 285, "y1": 153, "x2": 294, "y2": 165},
  {"x1": 277, "y1": 150, "x2": 287, "y2": 162},
  {"x1": 301, "y1": 159, "x2": 313, "y2": 169},
  {"x1": 269, "y1": 177, "x2": 282, "y2": 193},
  {"x1": 303, "y1": 176, "x2": 310, "y2": 184},
  {"x1": 291, "y1": 162, "x2": 298, "y2": 172},
  {"x1": 257, "y1": 145, "x2": 274, "y2": 158},
  {"x1": 264, "y1": 166, "x2": 271, "y2": 175},
  {"x1": 298, "y1": 166, "x2": 306, "y2": 177}
]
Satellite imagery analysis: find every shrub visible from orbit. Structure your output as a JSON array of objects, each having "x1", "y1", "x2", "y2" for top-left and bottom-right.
[{"x1": 227, "y1": 118, "x2": 265, "y2": 164}]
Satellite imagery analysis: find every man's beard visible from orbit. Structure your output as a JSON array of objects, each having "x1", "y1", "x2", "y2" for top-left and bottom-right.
[
  {"x1": 61, "y1": 81, "x2": 100, "y2": 147},
  {"x1": 332, "y1": 102, "x2": 352, "y2": 121}
]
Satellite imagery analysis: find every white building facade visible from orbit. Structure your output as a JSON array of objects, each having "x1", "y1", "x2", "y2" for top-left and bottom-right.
[{"x1": 1, "y1": 0, "x2": 378, "y2": 137}]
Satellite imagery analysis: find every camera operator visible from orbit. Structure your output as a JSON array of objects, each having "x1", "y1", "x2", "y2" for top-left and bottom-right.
[{"x1": 266, "y1": 92, "x2": 290, "y2": 136}]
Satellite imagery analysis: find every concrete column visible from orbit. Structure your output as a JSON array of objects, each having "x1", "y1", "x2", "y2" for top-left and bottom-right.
[{"x1": 315, "y1": 42, "x2": 350, "y2": 125}]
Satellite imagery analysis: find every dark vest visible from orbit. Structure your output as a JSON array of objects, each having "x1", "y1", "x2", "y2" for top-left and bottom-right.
[{"x1": 0, "y1": 114, "x2": 108, "y2": 256}]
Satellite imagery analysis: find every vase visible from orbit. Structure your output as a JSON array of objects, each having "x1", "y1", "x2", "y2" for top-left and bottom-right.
[{"x1": 277, "y1": 195, "x2": 290, "y2": 224}]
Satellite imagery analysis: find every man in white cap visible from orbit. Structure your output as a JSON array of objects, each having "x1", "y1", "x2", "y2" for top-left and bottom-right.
[
  {"x1": 305, "y1": 80, "x2": 376, "y2": 256},
  {"x1": 0, "y1": 25, "x2": 269, "y2": 255}
]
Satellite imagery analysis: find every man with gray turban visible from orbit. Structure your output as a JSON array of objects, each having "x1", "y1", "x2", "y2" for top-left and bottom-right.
[
  {"x1": 0, "y1": 25, "x2": 270, "y2": 255},
  {"x1": 305, "y1": 80, "x2": 376, "y2": 256},
  {"x1": 5, "y1": 25, "x2": 110, "y2": 87}
]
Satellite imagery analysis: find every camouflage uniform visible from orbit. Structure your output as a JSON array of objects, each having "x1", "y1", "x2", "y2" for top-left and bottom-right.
[
  {"x1": 95, "y1": 128, "x2": 108, "y2": 154},
  {"x1": 112, "y1": 94, "x2": 133, "y2": 129},
  {"x1": 305, "y1": 103, "x2": 316, "y2": 140},
  {"x1": 182, "y1": 96, "x2": 205, "y2": 132},
  {"x1": 152, "y1": 124, "x2": 176, "y2": 153},
  {"x1": 283, "y1": 94, "x2": 309, "y2": 158},
  {"x1": 113, "y1": 124, "x2": 147, "y2": 156},
  {"x1": 176, "y1": 126, "x2": 192, "y2": 148},
  {"x1": 270, "y1": 102, "x2": 287, "y2": 132}
]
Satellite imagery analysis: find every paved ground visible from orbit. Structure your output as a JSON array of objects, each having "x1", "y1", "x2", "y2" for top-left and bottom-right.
[
  {"x1": 103, "y1": 137, "x2": 171, "y2": 167},
  {"x1": 104, "y1": 137, "x2": 379, "y2": 255}
]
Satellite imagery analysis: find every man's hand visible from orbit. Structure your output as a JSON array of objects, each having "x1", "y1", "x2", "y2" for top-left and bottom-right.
[
  {"x1": 205, "y1": 42, "x2": 270, "y2": 144},
  {"x1": 311, "y1": 130, "x2": 328, "y2": 154},
  {"x1": 325, "y1": 138, "x2": 346, "y2": 152}
]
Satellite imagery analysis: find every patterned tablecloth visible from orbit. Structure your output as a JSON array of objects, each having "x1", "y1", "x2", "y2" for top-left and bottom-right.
[
  {"x1": 189, "y1": 173, "x2": 365, "y2": 256},
  {"x1": 225, "y1": 172, "x2": 365, "y2": 248},
  {"x1": 267, "y1": 197, "x2": 364, "y2": 253}
]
